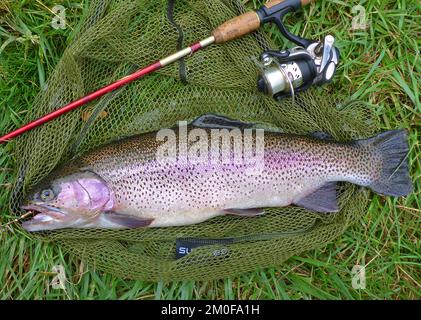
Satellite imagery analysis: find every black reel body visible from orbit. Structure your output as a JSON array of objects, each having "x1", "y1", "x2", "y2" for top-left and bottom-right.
[{"x1": 256, "y1": 0, "x2": 340, "y2": 100}]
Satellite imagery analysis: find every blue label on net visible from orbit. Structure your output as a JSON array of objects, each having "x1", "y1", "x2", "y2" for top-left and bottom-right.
[{"x1": 175, "y1": 238, "x2": 234, "y2": 259}]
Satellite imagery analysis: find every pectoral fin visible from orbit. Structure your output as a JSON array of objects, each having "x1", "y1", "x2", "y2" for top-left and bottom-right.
[
  {"x1": 223, "y1": 208, "x2": 265, "y2": 216},
  {"x1": 104, "y1": 211, "x2": 154, "y2": 228},
  {"x1": 294, "y1": 182, "x2": 339, "y2": 213}
]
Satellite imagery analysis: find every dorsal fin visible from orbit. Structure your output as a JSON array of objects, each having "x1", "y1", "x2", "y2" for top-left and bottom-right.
[
  {"x1": 311, "y1": 131, "x2": 335, "y2": 141},
  {"x1": 191, "y1": 114, "x2": 254, "y2": 129}
]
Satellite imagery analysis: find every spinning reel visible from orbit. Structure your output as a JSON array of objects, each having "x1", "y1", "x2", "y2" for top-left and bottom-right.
[{"x1": 255, "y1": 1, "x2": 340, "y2": 100}]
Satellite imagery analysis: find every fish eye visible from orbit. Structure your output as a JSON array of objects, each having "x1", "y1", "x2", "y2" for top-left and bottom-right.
[{"x1": 40, "y1": 188, "x2": 55, "y2": 201}]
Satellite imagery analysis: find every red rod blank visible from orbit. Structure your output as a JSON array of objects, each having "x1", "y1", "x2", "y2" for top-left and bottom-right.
[
  {"x1": 0, "y1": 36, "x2": 214, "y2": 144},
  {"x1": 0, "y1": 61, "x2": 163, "y2": 144}
]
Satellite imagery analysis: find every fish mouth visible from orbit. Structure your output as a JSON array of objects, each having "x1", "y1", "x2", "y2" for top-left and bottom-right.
[{"x1": 20, "y1": 204, "x2": 66, "y2": 232}]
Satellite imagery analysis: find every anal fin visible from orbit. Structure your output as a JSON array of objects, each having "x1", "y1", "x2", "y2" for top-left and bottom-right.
[{"x1": 294, "y1": 182, "x2": 338, "y2": 213}]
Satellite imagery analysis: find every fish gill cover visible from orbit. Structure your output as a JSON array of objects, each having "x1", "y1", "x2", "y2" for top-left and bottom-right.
[{"x1": 10, "y1": 0, "x2": 379, "y2": 281}]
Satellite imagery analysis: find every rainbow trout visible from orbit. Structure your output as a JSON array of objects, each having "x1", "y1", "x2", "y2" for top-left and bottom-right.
[{"x1": 21, "y1": 114, "x2": 412, "y2": 231}]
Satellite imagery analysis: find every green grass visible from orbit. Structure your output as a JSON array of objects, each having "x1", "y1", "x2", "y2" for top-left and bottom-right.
[{"x1": 0, "y1": 0, "x2": 419, "y2": 299}]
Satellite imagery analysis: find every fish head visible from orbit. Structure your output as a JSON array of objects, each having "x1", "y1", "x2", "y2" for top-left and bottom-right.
[{"x1": 21, "y1": 168, "x2": 114, "y2": 232}]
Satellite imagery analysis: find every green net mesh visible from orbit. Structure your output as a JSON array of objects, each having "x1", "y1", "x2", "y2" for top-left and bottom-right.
[{"x1": 10, "y1": 0, "x2": 378, "y2": 281}]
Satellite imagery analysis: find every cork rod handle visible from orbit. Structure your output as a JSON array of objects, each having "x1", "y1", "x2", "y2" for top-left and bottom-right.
[{"x1": 212, "y1": 0, "x2": 315, "y2": 44}]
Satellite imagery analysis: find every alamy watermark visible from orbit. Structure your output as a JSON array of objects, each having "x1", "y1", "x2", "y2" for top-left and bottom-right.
[
  {"x1": 351, "y1": 264, "x2": 366, "y2": 289},
  {"x1": 156, "y1": 121, "x2": 265, "y2": 175},
  {"x1": 51, "y1": 5, "x2": 66, "y2": 30},
  {"x1": 51, "y1": 264, "x2": 66, "y2": 290},
  {"x1": 351, "y1": 5, "x2": 369, "y2": 31}
]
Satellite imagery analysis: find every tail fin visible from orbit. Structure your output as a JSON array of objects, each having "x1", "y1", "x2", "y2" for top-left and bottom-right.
[{"x1": 357, "y1": 130, "x2": 412, "y2": 197}]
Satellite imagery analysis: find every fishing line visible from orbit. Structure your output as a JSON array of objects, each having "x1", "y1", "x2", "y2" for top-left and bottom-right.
[{"x1": 167, "y1": 0, "x2": 188, "y2": 83}]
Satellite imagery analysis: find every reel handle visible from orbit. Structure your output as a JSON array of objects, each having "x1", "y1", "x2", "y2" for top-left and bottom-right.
[{"x1": 212, "y1": 0, "x2": 315, "y2": 44}]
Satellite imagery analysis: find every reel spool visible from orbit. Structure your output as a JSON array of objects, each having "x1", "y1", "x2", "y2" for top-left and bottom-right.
[{"x1": 255, "y1": 2, "x2": 340, "y2": 100}]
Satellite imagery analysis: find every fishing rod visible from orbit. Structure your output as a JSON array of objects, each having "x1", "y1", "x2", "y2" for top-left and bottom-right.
[{"x1": 0, "y1": 0, "x2": 339, "y2": 144}]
